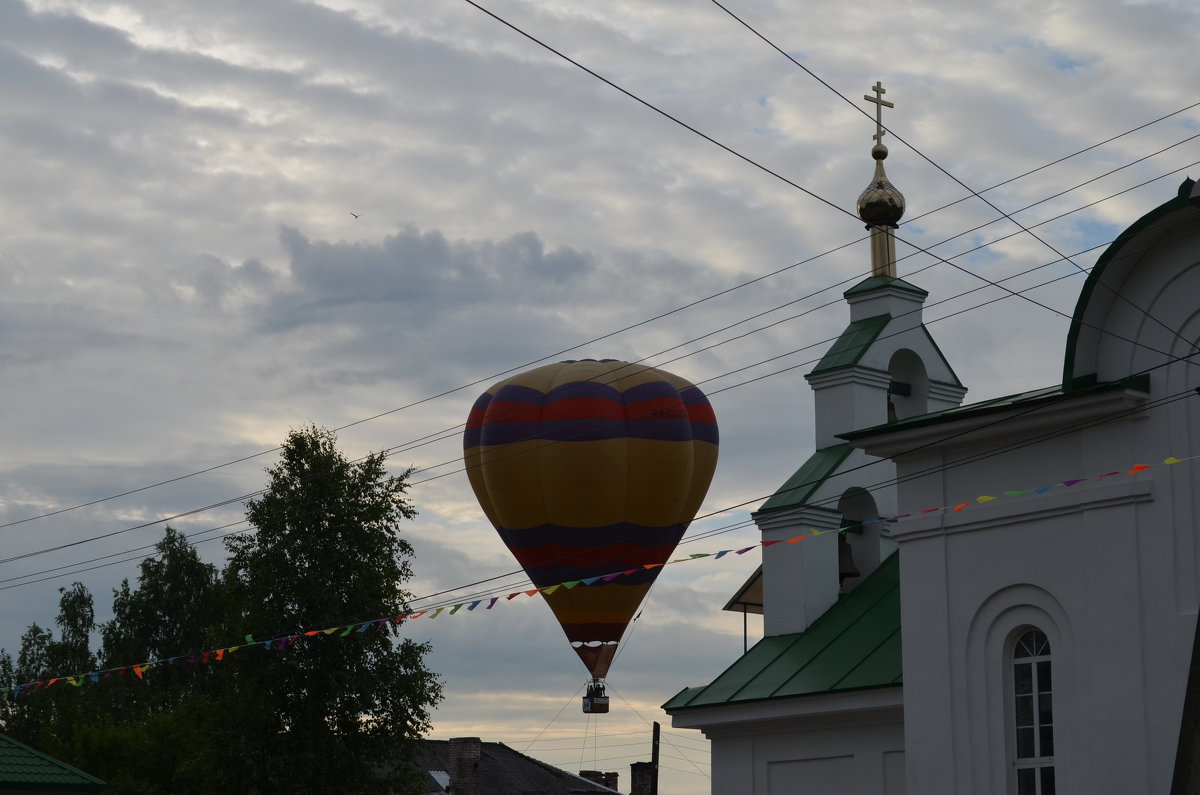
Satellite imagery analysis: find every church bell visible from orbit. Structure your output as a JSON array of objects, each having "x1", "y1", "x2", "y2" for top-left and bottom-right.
[{"x1": 838, "y1": 534, "x2": 860, "y2": 584}]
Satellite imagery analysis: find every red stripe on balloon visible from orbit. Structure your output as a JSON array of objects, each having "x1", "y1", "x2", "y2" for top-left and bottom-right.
[
  {"x1": 539, "y1": 396, "x2": 624, "y2": 421},
  {"x1": 482, "y1": 400, "x2": 543, "y2": 424}
]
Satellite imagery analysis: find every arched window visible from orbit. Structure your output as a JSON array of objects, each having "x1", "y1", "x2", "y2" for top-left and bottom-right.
[
  {"x1": 887, "y1": 348, "x2": 929, "y2": 421},
  {"x1": 1012, "y1": 629, "x2": 1054, "y2": 794}
]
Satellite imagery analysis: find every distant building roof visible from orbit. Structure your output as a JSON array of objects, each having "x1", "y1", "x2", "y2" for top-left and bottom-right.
[
  {"x1": 0, "y1": 732, "x2": 105, "y2": 792},
  {"x1": 414, "y1": 739, "x2": 621, "y2": 794},
  {"x1": 723, "y1": 565, "x2": 763, "y2": 615},
  {"x1": 663, "y1": 552, "x2": 901, "y2": 712}
]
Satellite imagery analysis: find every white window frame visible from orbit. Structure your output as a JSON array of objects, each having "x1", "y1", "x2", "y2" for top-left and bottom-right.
[{"x1": 1009, "y1": 627, "x2": 1055, "y2": 795}]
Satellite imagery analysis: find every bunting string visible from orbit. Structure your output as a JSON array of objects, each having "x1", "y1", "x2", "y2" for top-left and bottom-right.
[{"x1": 5, "y1": 454, "x2": 1195, "y2": 700}]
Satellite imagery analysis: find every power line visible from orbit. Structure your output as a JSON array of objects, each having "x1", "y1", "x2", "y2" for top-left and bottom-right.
[
  {"x1": 4, "y1": 220, "x2": 1195, "y2": 591},
  {"x1": 704, "y1": 0, "x2": 1200, "y2": 357},
  {"x1": 2, "y1": 103, "x2": 1192, "y2": 536},
  {"x1": 904, "y1": 101, "x2": 1200, "y2": 224},
  {"x1": 3, "y1": 4, "x2": 1196, "y2": 584}
]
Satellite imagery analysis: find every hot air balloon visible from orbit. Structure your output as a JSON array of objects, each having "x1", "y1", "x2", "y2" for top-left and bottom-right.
[{"x1": 463, "y1": 359, "x2": 718, "y2": 712}]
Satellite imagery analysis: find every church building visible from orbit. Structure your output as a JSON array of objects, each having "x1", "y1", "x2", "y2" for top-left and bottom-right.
[{"x1": 664, "y1": 83, "x2": 1200, "y2": 795}]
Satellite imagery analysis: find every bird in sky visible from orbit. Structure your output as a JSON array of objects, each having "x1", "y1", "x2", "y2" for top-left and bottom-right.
[{"x1": 349, "y1": 212, "x2": 360, "y2": 219}]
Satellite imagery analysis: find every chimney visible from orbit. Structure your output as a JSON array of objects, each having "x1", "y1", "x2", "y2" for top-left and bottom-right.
[
  {"x1": 579, "y1": 770, "x2": 619, "y2": 790},
  {"x1": 630, "y1": 761, "x2": 654, "y2": 795},
  {"x1": 448, "y1": 737, "x2": 481, "y2": 795}
]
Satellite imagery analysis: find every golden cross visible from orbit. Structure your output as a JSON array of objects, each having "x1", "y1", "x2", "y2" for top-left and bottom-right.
[{"x1": 864, "y1": 81, "x2": 894, "y2": 144}]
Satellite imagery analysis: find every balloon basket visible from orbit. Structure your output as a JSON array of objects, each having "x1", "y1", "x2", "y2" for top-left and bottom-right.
[{"x1": 582, "y1": 679, "x2": 610, "y2": 714}]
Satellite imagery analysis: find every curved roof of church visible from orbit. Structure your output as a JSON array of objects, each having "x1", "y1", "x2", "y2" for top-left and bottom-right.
[{"x1": 1063, "y1": 177, "x2": 1200, "y2": 389}]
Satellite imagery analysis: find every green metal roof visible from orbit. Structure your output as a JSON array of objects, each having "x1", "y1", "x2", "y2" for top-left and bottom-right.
[
  {"x1": 840, "y1": 373, "x2": 1150, "y2": 441},
  {"x1": 810, "y1": 314, "x2": 891, "y2": 374},
  {"x1": 663, "y1": 552, "x2": 901, "y2": 712},
  {"x1": 0, "y1": 733, "x2": 105, "y2": 791},
  {"x1": 754, "y1": 444, "x2": 853, "y2": 516},
  {"x1": 1063, "y1": 177, "x2": 1199, "y2": 390},
  {"x1": 843, "y1": 275, "x2": 929, "y2": 299}
]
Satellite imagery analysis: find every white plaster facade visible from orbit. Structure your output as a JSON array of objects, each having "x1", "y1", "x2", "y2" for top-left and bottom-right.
[
  {"x1": 671, "y1": 689, "x2": 906, "y2": 795},
  {"x1": 667, "y1": 179, "x2": 1200, "y2": 794},
  {"x1": 848, "y1": 178, "x2": 1200, "y2": 794}
]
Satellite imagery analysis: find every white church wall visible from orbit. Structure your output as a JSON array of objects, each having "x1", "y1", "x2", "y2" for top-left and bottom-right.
[
  {"x1": 676, "y1": 689, "x2": 905, "y2": 795},
  {"x1": 756, "y1": 449, "x2": 898, "y2": 636},
  {"x1": 875, "y1": 385, "x2": 1199, "y2": 794}
]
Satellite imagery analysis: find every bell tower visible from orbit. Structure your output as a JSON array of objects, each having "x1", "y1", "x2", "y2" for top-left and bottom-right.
[{"x1": 752, "y1": 82, "x2": 967, "y2": 636}]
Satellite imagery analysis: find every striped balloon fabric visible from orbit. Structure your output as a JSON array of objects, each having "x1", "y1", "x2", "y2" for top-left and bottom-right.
[{"x1": 464, "y1": 359, "x2": 718, "y2": 678}]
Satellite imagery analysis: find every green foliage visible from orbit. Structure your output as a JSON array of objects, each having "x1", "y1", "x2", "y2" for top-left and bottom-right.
[{"x1": 0, "y1": 426, "x2": 442, "y2": 794}]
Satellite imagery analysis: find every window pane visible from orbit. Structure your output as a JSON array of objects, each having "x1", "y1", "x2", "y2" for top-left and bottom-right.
[
  {"x1": 1017, "y1": 768, "x2": 1036, "y2": 795},
  {"x1": 1038, "y1": 660, "x2": 1052, "y2": 692},
  {"x1": 1017, "y1": 694, "x2": 1034, "y2": 726},
  {"x1": 1017, "y1": 727, "x2": 1035, "y2": 758},
  {"x1": 1016, "y1": 662, "x2": 1033, "y2": 695},
  {"x1": 1041, "y1": 766, "x2": 1056, "y2": 795},
  {"x1": 1040, "y1": 725, "x2": 1054, "y2": 757},
  {"x1": 1039, "y1": 693, "x2": 1053, "y2": 724}
]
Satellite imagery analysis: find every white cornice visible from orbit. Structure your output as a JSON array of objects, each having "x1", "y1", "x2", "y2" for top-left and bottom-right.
[
  {"x1": 844, "y1": 386, "x2": 1150, "y2": 459},
  {"x1": 893, "y1": 477, "x2": 1154, "y2": 541},
  {"x1": 669, "y1": 686, "x2": 904, "y2": 736}
]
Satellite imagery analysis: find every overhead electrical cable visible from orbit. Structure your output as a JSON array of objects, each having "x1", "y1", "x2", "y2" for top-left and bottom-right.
[
  {"x1": 462, "y1": 0, "x2": 1198, "y2": 357},
  {"x1": 2, "y1": 94, "x2": 1191, "y2": 535},
  {"x1": 375, "y1": 389, "x2": 1200, "y2": 617},
  {"x1": 904, "y1": 100, "x2": 1200, "y2": 224},
  {"x1": 5, "y1": 5, "x2": 1197, "y2": 581},
  {"x1": 382, "y1": 167, "x2": 1198, "y2": 482},
  {"x1": 5, "y1": 220, "x2": 1195, "y2": 581},
  {"x1": 12, "y1": 370, "x2": 1195, "y2": 619},
  {"x1": 407, "y1": 227, "x2": 1198, "y2": 489},
  {"x1": 704, "y1": 0, "x2": 1200, "y2": 357},
  {"x1": 605, "y1": 684, "x2": 711, "y2": 780}
]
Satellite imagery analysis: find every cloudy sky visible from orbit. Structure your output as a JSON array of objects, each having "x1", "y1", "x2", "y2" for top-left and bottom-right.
[{"x1": 1, "y1": 0, "x2": 1198, "y2": 790}]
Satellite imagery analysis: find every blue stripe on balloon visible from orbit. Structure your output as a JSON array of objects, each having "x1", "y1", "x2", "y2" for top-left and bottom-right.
[
  {"x1": 622, "y1": 380, "x2": 680, "y2": 402},
  {"x1": 477, "y1": 418, "x2": 623, "y2": 445},
  {"x1": 689, "y1": 424, "x2": 719, "y2": 445},
  {"x1": 477, "y1": 418, "x2": 696, "y2": 445},
  {"x1": 544, "y1": 380, "x2": 624, "y2": 403},
  {"x1": 624, "y1": 418, "x2": 693, "y2": 442}
]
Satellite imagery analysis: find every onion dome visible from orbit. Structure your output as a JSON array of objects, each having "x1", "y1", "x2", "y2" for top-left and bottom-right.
[{"x1": 856, "y1": 143, "x2": 906, "y2": 228}]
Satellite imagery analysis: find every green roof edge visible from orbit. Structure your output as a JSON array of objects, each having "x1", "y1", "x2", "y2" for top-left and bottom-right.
[
  {"x1": 0, "y1": 733, "x2": 105, "y2": 789},
  {"x1": 754, "y1": 443, "x2": 854, "y2": 516},
  {"x1": 1062, "y1": 177, "x2": 1198, "y2": 391},
  {"x1": 843, "y1": 275, "x2": 929, "y2": 299},
  {"x1": 663, "y1": 553, "x2": 901, "y2": 712},
  {"x1": 810, "y1": 314, "x2": 891, "y2": 374}
]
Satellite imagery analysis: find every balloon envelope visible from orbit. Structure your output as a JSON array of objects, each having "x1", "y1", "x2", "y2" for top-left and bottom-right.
[{"x1": 464, "y1": 359, "x2": 718, "y2": 678}]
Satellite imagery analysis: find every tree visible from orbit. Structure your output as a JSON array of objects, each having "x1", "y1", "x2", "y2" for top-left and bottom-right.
[
  {"x1": 216, "y1": 425, "x2": 442, "y2": 793},
  {"x1": 1, "y1": 583, "x2": 98, "y2": 757},
  {"x1": 0, "y1": 426, "x2": 441, "y2": 794}
]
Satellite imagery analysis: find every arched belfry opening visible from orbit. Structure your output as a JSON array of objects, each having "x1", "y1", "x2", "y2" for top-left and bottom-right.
[
  {"x1": 838, "y1": 487, "x2": 882, "y2": 592},
  {"x1": 888, "y1": 348, "x2": 929, "y2": 422}
]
